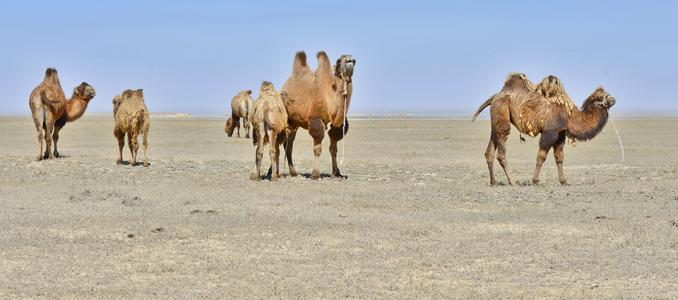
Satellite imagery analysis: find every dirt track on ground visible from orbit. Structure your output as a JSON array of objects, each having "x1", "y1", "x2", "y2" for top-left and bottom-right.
[{"x1": 0, "y1": 116, "x2": 676, "y2": 298}]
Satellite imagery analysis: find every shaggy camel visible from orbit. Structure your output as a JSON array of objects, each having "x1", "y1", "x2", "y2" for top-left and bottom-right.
[
  {"x1": 29, "y1": 68, "x2": 96, "y2": 160},
  {"x1": 113, "y1": 89, "x2": 150, "y2": 167},
  {"x1": 249, "y1": 81, "x2": 288, "y2": 181},
  {"x1": 473, "y1": 73, "x2": 616, "y2": 185},
  {"x1": 225, "y1": 90, "x2": 254, "y2": 138},
  {"x1": 282, "y1": 51, "x2": 355, "y2": 179}
]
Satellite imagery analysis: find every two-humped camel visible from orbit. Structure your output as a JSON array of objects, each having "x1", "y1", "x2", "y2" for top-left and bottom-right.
[
  {"x1": 113, "y1": 89, "x2": 150, "y2": 167},
  {"x1": 249, "y1": 81, "x2": 288, "y2": 181},
  {"x1": 225, "y1": 90, "x2": 254, "y2": 138}
]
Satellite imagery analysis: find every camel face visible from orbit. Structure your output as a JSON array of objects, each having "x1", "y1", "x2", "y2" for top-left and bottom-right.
[
  {"x1": 225, "y1": 118, "x2": 235, "y2": 137},
  {"x1": 75, "y1": 82, "x2": 96, "y2": 100},
  {"x1": 336, "y1": 55, "x2": 356, "y2": 79}
]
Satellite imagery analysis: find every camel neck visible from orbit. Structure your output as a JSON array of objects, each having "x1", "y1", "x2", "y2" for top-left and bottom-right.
[
  {"x1": 65, "y1": 96, "x2": 90, "y2": 122},
  {"x1": 330, "y1": 75, "x2": 352, "y2": 128},
  {"x1": 567, "y1": 105, "x2": 608, "y2": 141}
]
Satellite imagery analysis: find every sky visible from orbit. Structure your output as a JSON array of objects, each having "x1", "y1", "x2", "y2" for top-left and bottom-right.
[{"x1": 1, "y1": 1, "x2": 676, "y2": 116}]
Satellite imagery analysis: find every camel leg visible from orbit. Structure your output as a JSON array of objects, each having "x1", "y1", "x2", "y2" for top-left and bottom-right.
[
  {"x1": 328, "y1": 124, "x2": 348, "y2": 178},
  {"x1": 244, "y1": 117, "x2": 250, "y2": 139},
  {"x1": 127, "y1": 134, "x2": 136, "y2": 166},
  {"x1": 285, "y1": 128, "x2": 298, "y2": 177},
  {"x1": 250, "y1": 124, "x2": 265, "y2": 180},
  {"x1": 52, "y1": 125, "x2": 62, "y2": 158},
  {"x1": 114, "y1": 127, "x2": 125, "y2": 165},
  {"x1": 268, "y1": 129, "x2": 278, "y2": 181},
  {"x1": 309, "y1": 119, "x2": 325, "y2": 180},
  {"x1": 43, "y1": 119, "x2": 55, "y2": 160},
  {"x1": 275, "y1": 133, "x2": 284, "y2": 178},
  {"x1": 132, "y1": 131, "x2": 140, "y2": 166},
  {"x1": 32, "y1": 110, "x2": 44, "y2": 161},
  {"x1": 553, "y1": 132, "x2": 567, "y2": 185},
  {"x1": 532, "y1": 131, "x2": 557, "y2": 185},
  {"x1": 490, "y1": 100, "x2": 512, "y2": 185},
  {"x1": 142, "y1": 123, "x2": 150, "y2": 167},
  {"x1": 485, "y1": 131, "x2": 497, "y2": 185}
]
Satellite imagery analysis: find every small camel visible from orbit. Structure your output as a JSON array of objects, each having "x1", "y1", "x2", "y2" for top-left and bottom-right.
[
  {"x1": 249, "y1": 81, "x2": 288, "y2": 181},
  {"x1": 225, "y1": 90, "x2": 254, "y2": 138},
  {"x1": 29, "y1": 68, "x2": 96, "y2": 160},
  {"x1": 473, "y1": 73, "x2": 616, "y2": 185},
  {"x1": 113, "y1": 89, "x2": 150, "y2": 167}
]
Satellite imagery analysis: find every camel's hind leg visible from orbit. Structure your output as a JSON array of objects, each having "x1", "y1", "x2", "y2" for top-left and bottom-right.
[
  {"x1": 52, "y1": 125, "x2": 62, "y2": 158},
  {"x1": 243, "y1": 116, "x2": 251, "y2": 139},
  {"x1": 31, "y1": 108, "x2": 45, "y2": 161},
  {"x1": 268, "y1": 129, "x2": 279, "y2": 181},
  {"x1": 114, "y1": 127, "x2": 125, "y2": 164},
  {"x1": 490, "y1": 100, "x2": 513, "y2": 185},
  {"x1": 250, "y1": 123, "x2": 265, "y2": 180},
  {"x1": 141, "y1": 118, "x2": 150, "y2": 167},
  {"x1": 43, "y1": 117, "x2": 55, "y2": 160},
  {"x1": 285, "y1": 128, "x2": 299, "y2": 177},
  {"x1": 485, "y1": 131, "x2": 497, "y2": 185},
  {"x1": 532, "y1": 131, "x2": 558, "y2": 185}
]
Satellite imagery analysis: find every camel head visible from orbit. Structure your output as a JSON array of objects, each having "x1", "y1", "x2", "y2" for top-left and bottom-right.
[
  {"x1": 583, "y1": 87, "x2": 616, "y2": 111},
  {"x1": 225, "y1": 118, "x2": 236, "y2": 137},
  {"x1": 73, "y1": 82, "x2": 96, "y2": 101},
  {"x1": 259, "y1": 81, "x2": 277, "y2": 96},
  {"x1": 504, "y1": 73, "x2": 534, "y2": 91},
  {"x1": 334, "y1": 55, "x2": 356, "y2": 80}
]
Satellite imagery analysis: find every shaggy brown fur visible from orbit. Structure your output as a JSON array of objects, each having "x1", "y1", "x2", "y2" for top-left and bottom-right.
[
  {"x1": 474, "y1": 73, "x2": 616, "y2": 185},
  {"x1": 249, "y1": 82, "x2": 288, "y2": 181},
  {"x1": 29, "y1": 68, "x2": 96, "y2": 160},
  {"x1": 281, "y1": 51, "x2": 356, "y2": 179},
  {"x1": 113, "y1": 89, "x2": 150, "y2": 167},
  {"x1": 225, "y1": 90, "x2": 254, "y2": 138}
]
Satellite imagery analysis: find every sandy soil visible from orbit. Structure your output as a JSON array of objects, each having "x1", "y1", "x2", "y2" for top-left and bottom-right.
[{"x1": 0, "y1": 116, "x2": 676, "y2": 298}]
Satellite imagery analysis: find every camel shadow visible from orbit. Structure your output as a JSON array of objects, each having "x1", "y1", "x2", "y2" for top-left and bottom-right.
[
  {"x1": 118, "y1": 161, "x2": 151, "y2": 167},
  {"x1": 300, "y1": 173, "x2": 348, "y2": 180}
]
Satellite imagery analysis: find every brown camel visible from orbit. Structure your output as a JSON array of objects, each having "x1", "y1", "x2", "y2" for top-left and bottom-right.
[
  {"x1": 281, "y1": 51, "x2": 356, "y2": 179},
  {"x1": 473, "y1": 73, "x2": 616, "y2": 185},
  {"x1": 29, "y1": 68, "x2": 96, "y2": 160},
  {"x1": 249, "y1": 81, "x2": 288, "y2": 181},
  {"x1": 225, "y1": 90, "x2": 254, "y2": 138},
  {"x1": 113, "y1": 89, "x2": 150, "y2": 167}
]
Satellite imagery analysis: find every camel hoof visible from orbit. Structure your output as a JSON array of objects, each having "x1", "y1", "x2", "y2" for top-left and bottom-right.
[
  {"x1": 36, "y1": 156, "x2": 43, "y2": 162},
  {"x1": 116, "y1": 159, "x2": 123, "y2": 165},
  {"x1": 53, "y1": 152, "x2": 60, "y2": 158},
  {"x1": 311, "y1": 170, "x2": 321, "y2": 180},
  {"x1": 560, "y1": 181, "x2": 569, "y2": 186},
  {"x1": 250, "y1": 173, "x2": 261, "y2": 181},
  {"x1": 289, "y1": 168, "x2": 299, "y2": 177},
  {"x1": 143, "y1": 161, "x2": 150, "y2": 167},
  {"x1": 532, "y1": 179, "x2": 540, "y2": 185},
  {"x1": 270, "y1": 175, "x2": 279, "y2": 182}
]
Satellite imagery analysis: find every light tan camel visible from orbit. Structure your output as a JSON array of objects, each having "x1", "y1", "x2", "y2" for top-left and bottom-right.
[
  {"x1": 113, "y1": 89, "x2": 150, "y2": 167},
  {"x1": 249, "y1": 81, "x2": 288, "y2": 181},
  {"x1": 282, "y1": 51, "x2": 355, "y2": 179},
  {"x1": 473, "y1": 73, "x2": 616, "y2": 185},
  {"x1": 29, "y1": 68, "x2": 96, "y2": 160},
  {"x1": 225, "y1": 90, "x2": 254, "y2": 138}
]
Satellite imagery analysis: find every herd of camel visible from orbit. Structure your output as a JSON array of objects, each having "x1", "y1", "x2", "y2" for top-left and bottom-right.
[{"x1": 27, "y1": 50, "x2": 617, "y2": 185}]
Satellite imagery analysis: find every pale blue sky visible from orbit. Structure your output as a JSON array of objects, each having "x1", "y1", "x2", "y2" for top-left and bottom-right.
[{"x1": 1, "y1": 1, "x2": 676, "y2": 115}]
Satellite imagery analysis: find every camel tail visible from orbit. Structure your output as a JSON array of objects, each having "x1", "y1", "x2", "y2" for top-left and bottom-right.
[
  {"x1": 472, "y1": 94, "x2": 495, "y2": 121},
  {"x1": 39, "y1": 90, "x2": 61, "y2": 113}
]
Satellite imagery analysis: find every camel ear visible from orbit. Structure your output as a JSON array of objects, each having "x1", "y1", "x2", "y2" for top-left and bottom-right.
[
  {"x1": 246, "y1": 90, "x2": 252, "y2": 95},
  {"x1": 73, "y1": 87, "x2": 81, "y2": 96}
]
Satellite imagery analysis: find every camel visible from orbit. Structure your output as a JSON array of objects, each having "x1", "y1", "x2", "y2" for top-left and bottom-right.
[
  {"x1": 29, "y1": 68, "x2": 96, "y2": 160},
  {"x1": 473, "y1": 73, "x2": 616, "y2": 186},
  {"x1": 249, "y1": 81, "x2": 288, "y2": 181},
  {"x1": 281, "y1": 51, "x2": 356, "y2": 179},
  {"x1": 225, "y1": 90, "x2": 254, "y2": 138},
  {"x1": 113, "y1": 89, "x2": 150, "y2": 167}
]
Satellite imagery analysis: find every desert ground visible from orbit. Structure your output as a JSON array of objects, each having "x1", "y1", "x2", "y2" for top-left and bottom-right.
[{"x1": 0, "y1": 115, "x2": 676, "y2": 298}]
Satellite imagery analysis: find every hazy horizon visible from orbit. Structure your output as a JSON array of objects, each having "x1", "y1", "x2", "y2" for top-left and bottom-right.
[{"x1": 1, "y1": 1, "x2": 676, "y2": 116}]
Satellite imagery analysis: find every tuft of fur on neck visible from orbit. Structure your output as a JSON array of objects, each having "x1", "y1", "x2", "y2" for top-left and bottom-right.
[{"x1": 566, "y1": 100, "x2": 609, "y2": 141}]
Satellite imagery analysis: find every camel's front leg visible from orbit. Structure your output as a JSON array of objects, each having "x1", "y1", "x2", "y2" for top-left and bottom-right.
[
  {"x1": 532, "y1": 131, "x2": 557, "y2": 185},
  {"x1": 495, "y1": 134, "x2": 513, "y2": 186},
  {"x1": 142, "y1": 124, "x2": 150, "y2": 167},
  {"x1": 114, "y1": 127, "x2": 125, "y2": 164},
  {"x1": 553, "y1": 132, "x2": 567, "y2": 185},
  {"x1": 328, "y1": 123, "x2": 348, "y2": 178},
  {"x1": 309, "y1": 119, "x2": 325, "y2": 180},
  {"x1": 285, "y1": 129, "x2": 298, "y2": 177}
]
